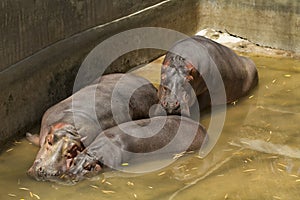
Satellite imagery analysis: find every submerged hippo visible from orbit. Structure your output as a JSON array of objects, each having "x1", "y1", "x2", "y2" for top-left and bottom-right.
[
  {"x1": 28, "y1": 115, "x2": 206, "y2": 183},
  {"x1": 158, "y1": 35, "x2": 258, "y2": 116},
  {"x1": 27, "y1": 73, "x2": 159, "y2": 182}
]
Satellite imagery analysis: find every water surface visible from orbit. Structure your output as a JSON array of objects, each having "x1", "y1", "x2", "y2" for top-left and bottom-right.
[{"x1": 0, "y1": 55, "x2": 299, "y2": 200}]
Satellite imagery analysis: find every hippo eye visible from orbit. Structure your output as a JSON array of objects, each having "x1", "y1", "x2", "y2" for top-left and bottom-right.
[{"x1": 161, "y1": 86, "x2": 168, "y2": 92}]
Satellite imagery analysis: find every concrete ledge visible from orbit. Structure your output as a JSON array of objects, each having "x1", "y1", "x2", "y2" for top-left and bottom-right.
[{"x1": 197, "y1": 0, "x2": 300, "y2": 53}]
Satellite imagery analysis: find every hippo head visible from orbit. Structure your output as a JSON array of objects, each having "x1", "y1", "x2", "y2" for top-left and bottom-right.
[
  {"x1": 27, "y1": 123, "x2": 85, "y2": 183},
  {"x1": 158, "y1": 54, "x2": 204, "y2": 116}
]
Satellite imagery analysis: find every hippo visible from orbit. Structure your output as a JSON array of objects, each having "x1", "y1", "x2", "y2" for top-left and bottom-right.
[
  {"x1": 28, "y1": 115, "x2": 207, "y2": 183},
  {"x1": 27, "y1": 73, "x2": 159, "y2": 182},
  {"x1": 158, "y1": 35, "x2": 258, "y2": 116}
]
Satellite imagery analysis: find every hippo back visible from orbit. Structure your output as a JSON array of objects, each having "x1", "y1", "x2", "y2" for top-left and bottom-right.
[
  {"x1": 38, "y1": 73, "x2": 158, "y2": 147},
  {"x1": 170, "y1": 35, "x2": 258, "y2": 102}
]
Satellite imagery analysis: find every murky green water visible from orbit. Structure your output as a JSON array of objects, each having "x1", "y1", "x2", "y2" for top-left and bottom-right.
[{"x1": 0, "y1": 55, "x2": 299, "y2": 200}]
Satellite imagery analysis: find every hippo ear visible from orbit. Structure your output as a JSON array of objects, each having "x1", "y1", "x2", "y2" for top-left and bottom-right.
[
  {"x1": 186, "y1": 63, "x2": 200, "y2": 78},
  {"x1": 162, "y1": 60, "x2": 170, "y2": 70},
  {"x1": 161, "y1": 73, "x2": 166, "y2": 81},
  {"x1": 185, "y1": 75, "x2": 194, "y2": 82},
  {"x1": 186, "y1": 63, "x2": 194, "y2": 71}
]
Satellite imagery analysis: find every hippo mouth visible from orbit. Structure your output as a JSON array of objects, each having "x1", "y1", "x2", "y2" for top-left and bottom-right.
[
  {"x1": 65, "y1": 151, "x2": 104, "y2": 182},
  {"x1": 164, "y1": 103, "x2": 181, "y2": 114},
  {"x1": 27, "y1": 159, "x2": 62, "y2": 182},
  {"x1": 64, "y1": 142, "x2": 85, "y2": 171},
  {"x1": 60, "y1": 143, "x2": 104, "y2": 182},
  {"x1": 27, "y1": 138, "x2": 86, "y2": 183},
  {"x1": 160, "y1": 101, "x2": 190, "y2": 117},
  {"x1": 28, "y1": 123, "x2": 105, "y2": 184}
]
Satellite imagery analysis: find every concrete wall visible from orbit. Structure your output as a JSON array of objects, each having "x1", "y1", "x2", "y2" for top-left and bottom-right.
[
  {"x1": 0, "y1": 0, "x2": 164, "y2": 70},
  {"x1": 0, "y1": 0, "x2": 200, "y2": 146},
  {"x1": 197, "y1": 0, "x2": 300, "y2": 53}
]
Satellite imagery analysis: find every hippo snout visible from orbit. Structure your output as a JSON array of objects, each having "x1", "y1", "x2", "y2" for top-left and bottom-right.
[
  {"x1": 161, "y1": 93, "x2": 181, "y2": 113},
  {"x1": 27, "y1": 165, "x2": 46, "y2": 181},
  {"x1": 160, "y1": 98, "x2": 191, "y2": 117},
  {"x1": 161, "y1": 99, "x2": 180, "y2": 111},
  {"x1": 27, "y1": 161, "x2": 61, "y2": 181},
  {"x1": 27, "y1": 166, "x2": 36, "y2": 178},
  {"x1": 27, "y1": 159, "x2": 42, "y2": 179}
]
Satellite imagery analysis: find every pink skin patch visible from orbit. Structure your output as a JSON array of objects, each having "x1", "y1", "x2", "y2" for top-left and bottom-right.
[{"x1": 52, "y1": 122, "x2": 68, "y2": 130}]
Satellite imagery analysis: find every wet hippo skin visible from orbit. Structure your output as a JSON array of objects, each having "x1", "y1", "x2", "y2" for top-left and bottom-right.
[
  {"x1": 67, "y1": 115, "x2": 207, "y2": 181},
  {"x1": 27, "y1": 73, "x2": 159, "y2": 182},
  {"x1": 158, "y1": 35, "x2": 259, "y2": 116},
  {"x1": 28, "y1": 114, "x2": 206, "y2": 183}
]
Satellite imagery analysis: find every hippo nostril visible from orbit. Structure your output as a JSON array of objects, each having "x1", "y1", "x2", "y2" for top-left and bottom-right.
[
  {"x1": 37, "y1": 167, "x2": 45, "y2": 175},
  {"x1": 27, "y1": 167, "x2": 34, "y2": 176},
  {"x1": 175, "y1": 101, "x2": 180, "y2": 108},
  {"x1": 162, "y1": 101, "x2": 168, "y2": 107}
]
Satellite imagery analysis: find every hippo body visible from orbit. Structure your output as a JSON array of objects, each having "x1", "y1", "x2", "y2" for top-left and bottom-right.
[
  {"x1": 30, "y1": 73, "x2": 158, "y2": 147},
  {"x1": 27, "y1": 73, "x2": 159, "y2": 182},
  {"x1": 158, "y1": 35, "x2": 258, "y2": 116},
  {"x1": 28, "y1": 114, "x2": 206, "y2": 183},
  {"x1": 68, "y1": 115, "x2": 207, "y2": 181}
]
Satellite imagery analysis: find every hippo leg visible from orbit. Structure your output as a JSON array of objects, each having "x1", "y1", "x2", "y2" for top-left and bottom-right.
[
  {"x1": 197, "y1": 90, "x2": 211, "y2": 110},
  {"x1": 26, "y1": 133, "x2": 40, "y2": 146}
]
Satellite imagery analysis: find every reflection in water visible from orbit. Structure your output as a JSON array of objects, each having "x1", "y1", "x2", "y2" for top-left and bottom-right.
[
  {"x1": 0, "y1": 56, "x2": 300, "y2": 199},
  {"x1": 231, "y1": 138, "x2": 300, "y2": 159}
]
